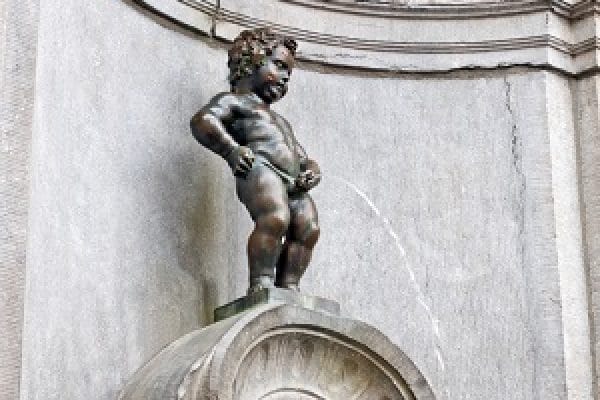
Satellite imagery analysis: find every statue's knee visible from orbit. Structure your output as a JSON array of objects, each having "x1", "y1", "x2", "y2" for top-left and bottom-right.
[
  {"x1": 257, "y1": 211, "x2": 290, "y2": 237},
  {"x1": 303, "y1": 221, "x2": 320, "y2": 247}
]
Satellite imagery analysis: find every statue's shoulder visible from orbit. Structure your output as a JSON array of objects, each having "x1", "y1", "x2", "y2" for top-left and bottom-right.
[
  {"x1": 208, "y1": 91, "x2": 258, "y2": 110},
  {"x1": 208, "y1": 91, "x2": 241, "y2": 106}
]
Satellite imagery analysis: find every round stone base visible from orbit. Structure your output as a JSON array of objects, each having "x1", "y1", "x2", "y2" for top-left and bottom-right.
[{"x1": 119, "y1": 302, "x2": 435, "y2": 400}]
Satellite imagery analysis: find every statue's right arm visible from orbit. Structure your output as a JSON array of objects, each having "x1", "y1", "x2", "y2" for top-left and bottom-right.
[{"x1": 190, "y1": 93, "x2": 240, "y2": 161}]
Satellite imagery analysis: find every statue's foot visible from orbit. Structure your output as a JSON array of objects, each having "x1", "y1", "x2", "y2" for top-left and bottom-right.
[{"x1": 248, "y1": 275, "x2": 275, "y2": 295}]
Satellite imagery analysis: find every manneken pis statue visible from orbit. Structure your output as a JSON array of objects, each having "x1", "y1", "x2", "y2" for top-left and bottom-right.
[{"x1": 190, "y1": 28, "x2": 321, "y2": 294}]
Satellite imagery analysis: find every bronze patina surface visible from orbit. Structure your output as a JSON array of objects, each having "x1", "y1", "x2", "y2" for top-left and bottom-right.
[{"x1": 191, "y1": 28, "x2": 321, "y2": 294}]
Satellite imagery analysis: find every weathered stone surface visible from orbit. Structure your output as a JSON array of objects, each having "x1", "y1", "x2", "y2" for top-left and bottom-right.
[
  {"x1": 21, "y1": 2, "x2": 244, "y2": 399},
  {"x1": 15, "y1": 0, "x2": 598, "y2": 399},
  {"x1": 573, "y1": 75, "x2": 600, "y2": 398},
  {"x1": 119, "y1": 303, "x2": 435, "y2": 400},
  {"x1": 0, "y1": 1, "x2": 39, "y2": 399},
  {"x1": 546, "y1": 73, "x2": 593, "y2": 399}
]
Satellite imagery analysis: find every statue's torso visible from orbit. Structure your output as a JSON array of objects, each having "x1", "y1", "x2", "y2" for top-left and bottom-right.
[{"x1": 228, "y1": 95, "x2": 302, "y2": 177}]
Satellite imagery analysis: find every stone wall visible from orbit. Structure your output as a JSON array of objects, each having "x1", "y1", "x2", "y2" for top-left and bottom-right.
[
  {"x1": 575, "y1": 74, "x2": 600, "y2": 399},
  {"x1": 3, "y1": 0, "x2": 598, "y2": 399},
  {"x1": 0, "y1": 1, "x2": 39, "y2": 398},
  {"x1": 21, "y1": 2, "x2": 241, "y2": 399}
]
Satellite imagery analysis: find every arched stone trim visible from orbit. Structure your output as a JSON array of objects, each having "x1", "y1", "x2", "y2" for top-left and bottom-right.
[
  {"x1": 275, "y1": 0, "x2": 599, "y2": 20},
  {"x1": 136, "y1": 0, "x2": 599, "y2": 74}
]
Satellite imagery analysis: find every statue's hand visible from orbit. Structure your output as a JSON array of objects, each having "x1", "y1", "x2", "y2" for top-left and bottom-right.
[
  {"x1": 227, "y1": 146, "x2": 255, "y2": 177},
  {"x1": 296, "y1": 169, "x2": 321, "y2": 191}
]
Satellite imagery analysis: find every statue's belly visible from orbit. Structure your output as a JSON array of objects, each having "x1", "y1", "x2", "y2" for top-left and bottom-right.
[{"x1": 249, "y1": 141, "x2": 301, "y2": 178}]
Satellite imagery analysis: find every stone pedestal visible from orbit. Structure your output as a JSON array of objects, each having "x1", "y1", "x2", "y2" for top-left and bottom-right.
[{"x1": 119, "y1": 292, "x2": 435, "y2": 400}]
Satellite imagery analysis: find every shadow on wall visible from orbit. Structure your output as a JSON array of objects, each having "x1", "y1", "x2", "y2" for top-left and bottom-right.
[
  {"x1": 120, "y1": 0, "x2": 241, "y2": 329},
  {"x1": 180, "y1": 160, "x2": 223, "y2": 326},
  {"x1": 128, "y1": 128, "x2": 231, "y2": 332}
]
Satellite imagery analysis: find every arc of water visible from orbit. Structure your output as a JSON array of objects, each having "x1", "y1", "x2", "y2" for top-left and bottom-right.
[{"x1": 328, "y1": 175, "x2": 446, "y2": 374}]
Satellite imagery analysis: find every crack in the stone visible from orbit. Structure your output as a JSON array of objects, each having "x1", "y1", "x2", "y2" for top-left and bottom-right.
[
  {"x1": 503, "y1": 76, "x2": 519, "y2": 166},
  {"x1": 503, "y1": 75, "x2": 534, "y2": 399}
]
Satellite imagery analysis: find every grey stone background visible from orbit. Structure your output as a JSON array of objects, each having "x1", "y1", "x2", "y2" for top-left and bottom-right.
[
  {"x1": 0, "y1": 0, "x2": 597, "y2": 399},
  {"x1": 574, "y1": 75, "x2": 600, "y2": 397},
  {"x1": 0, "y1": 1, "x2": 39, "y2": 399}
]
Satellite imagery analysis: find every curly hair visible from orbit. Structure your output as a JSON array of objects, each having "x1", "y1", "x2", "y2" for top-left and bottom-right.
[{"x1": 228, "y1": 28, "x2": 298, "y2": 89}]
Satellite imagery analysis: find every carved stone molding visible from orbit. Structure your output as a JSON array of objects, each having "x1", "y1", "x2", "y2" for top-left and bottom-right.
[
  {"x1": 137, "y1": 0, "x2": 599, "y2": 73},
  {"x1": 119, "y1": 303, "x2": 435, "y2": 399},
  {"x1": 277, "y1": 0, "x2": 599, "y2": 20}
]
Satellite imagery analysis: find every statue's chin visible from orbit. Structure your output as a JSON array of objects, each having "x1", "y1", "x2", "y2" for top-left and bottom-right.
[{"x1": 261, "y1": 85, "x2": 286, "y2": 103}]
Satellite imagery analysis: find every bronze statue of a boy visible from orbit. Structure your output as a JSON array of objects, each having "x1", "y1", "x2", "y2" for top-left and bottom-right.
[{"x1": 191, "y1": 28, "x2": 321, "y2": 294}]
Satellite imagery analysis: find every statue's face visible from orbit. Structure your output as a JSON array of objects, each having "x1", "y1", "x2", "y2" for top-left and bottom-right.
[{"x1": 252, "y1": 45, "x2": 294, "y2": 104}]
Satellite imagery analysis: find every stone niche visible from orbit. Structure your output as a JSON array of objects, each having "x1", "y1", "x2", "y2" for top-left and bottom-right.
[{"x1": 119, "y1": 291, "x2": 435, "y2": 400}]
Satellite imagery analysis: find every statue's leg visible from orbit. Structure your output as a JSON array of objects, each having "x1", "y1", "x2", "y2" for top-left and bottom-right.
[
  {"x1": 275, "y1": 193, "x2": 320, "y2": 290},
  {"x1": 236, "y1": 165, "x2": 290, "y2": 293}
]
